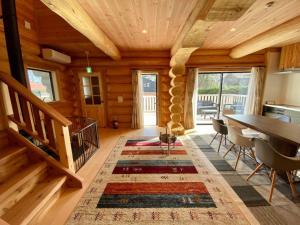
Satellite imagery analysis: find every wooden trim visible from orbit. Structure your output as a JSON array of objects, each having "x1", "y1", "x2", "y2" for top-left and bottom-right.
[
  {"x1": 7, "y1": 128, "x2": 83, "y2": 188},
  {"x1": 230, "y1": 15, "x2": 300, "y2": 58},
  {"x1": 0, "y1": 72, "x2": 71, "y2": 126}
]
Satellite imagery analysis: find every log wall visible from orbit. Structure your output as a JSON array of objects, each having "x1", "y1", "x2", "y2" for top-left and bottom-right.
[
  {"x1": 69, "y1": 52, "x2": 171, "y2": 128},
  {"x1": 0, "y1": 0, "x2": 81, "y2": 130}
]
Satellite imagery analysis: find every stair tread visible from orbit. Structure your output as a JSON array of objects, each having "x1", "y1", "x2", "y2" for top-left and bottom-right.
[
  {"x1": 0, "y1": 162, "x2": 48, "y2": 202},
  {"x1": 2, "y1": 175, "x2": 67, "y2": 225},
  {"x1": 0, "y1": 146, "x2": 27, "y2": 163}
]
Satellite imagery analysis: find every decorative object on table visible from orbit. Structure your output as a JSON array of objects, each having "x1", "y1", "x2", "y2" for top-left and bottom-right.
[{"x1": 159, "y1": 127, "x2": 177, "y2": 155}]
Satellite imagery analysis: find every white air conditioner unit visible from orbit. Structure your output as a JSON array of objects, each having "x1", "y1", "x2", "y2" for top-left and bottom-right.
[{"x1": 42, "y1": 48, "x2": 71, "y2": 64}]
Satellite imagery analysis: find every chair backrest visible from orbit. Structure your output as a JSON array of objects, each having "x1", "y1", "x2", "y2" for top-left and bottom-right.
[
  {"x1": 212, "y1": 118, "x2": 228, "y2": 135},
  {"x1": 198, "y1": 100, "x2": 214, "y2": 107},
  {"x1": 254, "y1": 138, "x2": 300, "y2": 171},
  {"x1": 227, "y1": 126, "x2": 253, "y2": 147}
]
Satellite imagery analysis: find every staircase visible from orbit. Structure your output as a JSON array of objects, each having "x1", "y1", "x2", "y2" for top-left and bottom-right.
[{"x1": 0, "y1": 128, "x2": 82, "y2": 225}]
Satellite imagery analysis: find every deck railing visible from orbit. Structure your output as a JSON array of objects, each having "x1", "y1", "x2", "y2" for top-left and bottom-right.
[
  {"x1": 198, "y1": 94, "x2": 247, "y2": 109},
  {"x1": 0, "y1": 72, "x2": 75, "y2": 171},
  {"x1": 143, "y1": 95, "x2": 156, "y2": 112}
]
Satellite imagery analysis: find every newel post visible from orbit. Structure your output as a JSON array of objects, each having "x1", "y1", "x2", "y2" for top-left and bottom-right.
[{"x1": 53, "y1": 121, "x2": 75, "y2": 172}]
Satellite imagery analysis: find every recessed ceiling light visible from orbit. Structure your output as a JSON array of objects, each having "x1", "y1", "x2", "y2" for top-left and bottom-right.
[
  {"x1": 142, "y1": 29, "x2": 148, "y2": 34},
  {"x1": 230, "y1": 28, "x2": 236, "y2": 32},
  {"x1": 265, "y1": 1, "x2": 275, "y2": 8}
]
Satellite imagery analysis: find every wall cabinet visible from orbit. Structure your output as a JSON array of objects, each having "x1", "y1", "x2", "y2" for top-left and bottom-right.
[{"x1": 279, "y1": 43, "x2": 300, "y2": 70}]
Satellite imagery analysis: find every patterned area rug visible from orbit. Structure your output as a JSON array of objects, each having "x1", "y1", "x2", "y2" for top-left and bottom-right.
[{"x1": 66, "y1": 136, "x2": 258, "y2": 225}]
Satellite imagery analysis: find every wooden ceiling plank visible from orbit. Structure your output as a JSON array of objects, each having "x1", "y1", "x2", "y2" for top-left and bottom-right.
[
  {"x1": 203, "y1": 0, "x2": 300, "y2": 49},
  {"x1": 40, "y1": 0, "x2": 121, "y2": 60},
  {"x1": 230, "y1": 15, "x2": 300, "y2": 58}
]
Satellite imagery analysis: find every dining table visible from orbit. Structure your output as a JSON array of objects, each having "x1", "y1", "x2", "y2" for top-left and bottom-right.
[{"x1": 224, "y1": 114, "x2": 300, "y2": 157}]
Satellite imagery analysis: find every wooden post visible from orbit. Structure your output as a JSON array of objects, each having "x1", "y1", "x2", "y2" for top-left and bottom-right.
[
  {"x1": 53, "y1": 120, "x2": 75, "y2": 172},
  {"x1": 0, "y1": 82, "x2": 18, "y2": 131}
]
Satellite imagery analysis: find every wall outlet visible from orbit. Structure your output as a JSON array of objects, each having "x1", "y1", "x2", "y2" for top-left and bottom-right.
[
  {"x1": 24, "y1": 20, "x2": 31, "y2": 30},
  {"x1": 117, "y1": 96, "x2": 123, "y2": 103}
]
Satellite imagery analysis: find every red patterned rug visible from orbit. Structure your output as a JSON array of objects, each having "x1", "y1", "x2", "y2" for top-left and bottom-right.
[{"x1": 66, "y1": 136, "x2": 258, "y2": 225}]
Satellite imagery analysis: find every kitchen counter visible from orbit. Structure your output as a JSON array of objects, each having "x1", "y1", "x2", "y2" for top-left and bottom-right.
[
  {"x1": 263, "y1": 104, "x2": 300, "y2": 124},
  {"x1": 264, "y1": 104, "x2": 300, "y2": 112}
]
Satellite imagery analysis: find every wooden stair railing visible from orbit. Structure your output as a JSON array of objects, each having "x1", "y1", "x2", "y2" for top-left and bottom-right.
[{"x1": 0, "y1": 72, "x2": 75, "y2": 172}]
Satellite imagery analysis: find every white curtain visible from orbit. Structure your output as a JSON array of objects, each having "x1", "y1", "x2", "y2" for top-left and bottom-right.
[
  {"x1": 245, "y1": 67, "x2": 266, "y2": 115},
  {"x1": 184, "y1": 68, "x2": 197, "y2": 129},
  {"x1": 131, "y1": 70, "x2": 143, "y2": 128}
]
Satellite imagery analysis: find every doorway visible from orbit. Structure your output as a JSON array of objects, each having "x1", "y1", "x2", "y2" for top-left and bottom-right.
[
  {"x1": 141, "y1": 73, "x2": 157, "y2": 126},
  {"x1": 79, "y1": 72, "x2": 106, "y2": 127},
  {"x1": 196, "y1": 72, "x2": 251, "y2": 125}
]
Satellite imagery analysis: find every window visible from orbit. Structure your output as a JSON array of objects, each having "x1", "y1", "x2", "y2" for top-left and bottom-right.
[
  {"x1": 196, "y1": 72, "x2": 251, "y2": 124},
  {"x1": 82, "y1": 75, "x2": 102, "y2": 105},
  {"x1": 27, "y1": 68, "x2": 58, "y2": 102}
]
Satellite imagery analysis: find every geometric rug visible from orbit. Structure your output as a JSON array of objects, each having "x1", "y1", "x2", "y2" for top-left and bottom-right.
[
  {"x1": 190, "y1": 134, "x2": 300, "y2": 225},
  {"x1": 66, "y1": 136, "x2": 259, "y2": 225}
]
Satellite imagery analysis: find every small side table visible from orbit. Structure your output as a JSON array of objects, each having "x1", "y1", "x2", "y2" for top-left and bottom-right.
[{"x1": 159, "y1": 133, "x2": 177, "y2": 155}]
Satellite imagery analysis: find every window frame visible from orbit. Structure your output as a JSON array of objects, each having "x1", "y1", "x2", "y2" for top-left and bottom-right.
[
  {"x1": 81, "y1": 74, "x2": 102, "y2": 105},
  {"x1": 26, "y1": 67, "x2": 59, "y2": 103}
]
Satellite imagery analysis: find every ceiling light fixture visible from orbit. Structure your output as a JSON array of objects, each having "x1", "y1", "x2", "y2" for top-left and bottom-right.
[
  {"x1": 265, "y1": 1, "x2": 275, "y2": 8},
  {"x1": 230, "y1": 28, "x2": 236, "y2": 32},
  {"x1": 142, "y1": 29, "x2": 148, "y2": 34}
]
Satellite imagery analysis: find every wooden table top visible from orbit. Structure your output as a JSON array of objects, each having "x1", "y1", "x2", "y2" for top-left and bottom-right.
[{"x1": 224, "y1": 114, "x2": 300, "y2": 146}]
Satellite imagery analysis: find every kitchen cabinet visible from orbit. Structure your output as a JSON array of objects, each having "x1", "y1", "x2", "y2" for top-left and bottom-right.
[{"x1": 279, "y1": 43, "x2": 300, "y2": 70}]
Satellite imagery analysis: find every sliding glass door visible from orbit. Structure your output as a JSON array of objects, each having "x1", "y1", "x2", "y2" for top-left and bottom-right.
[{"x1": 196, "y1": 72, "x2": 251, "y2": 125}]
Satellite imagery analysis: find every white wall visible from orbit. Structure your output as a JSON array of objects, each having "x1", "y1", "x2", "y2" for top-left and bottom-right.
[
  {"x1": 263, "y1": 51, "x2": 284, "y2": 104},
  {"x1": 263, "y1": 51, "x2": 300, "y2": 106},
  {"x1": 280, "y1": 72, "x2": 300, "y2": 106}
]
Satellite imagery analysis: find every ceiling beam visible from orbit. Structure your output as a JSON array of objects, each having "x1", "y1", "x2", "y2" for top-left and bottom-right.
[
  {"x1": 171, "y1": 0, "x2": 215, "y2": 56},
  {"x1": 40, "y1": 0, "x2": 121, "y2": 60},
  {"x1": 230, "y1": 15, "x2": 300, "y2": 58}
]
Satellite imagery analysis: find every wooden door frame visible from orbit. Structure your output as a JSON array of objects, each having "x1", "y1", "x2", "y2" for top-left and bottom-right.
[
  {"x1": 78, "y1": 72, "x2": 107, "y2": 127},
  {"x1": 140, "y1": 71, "x2": 159, "y2": 126}
]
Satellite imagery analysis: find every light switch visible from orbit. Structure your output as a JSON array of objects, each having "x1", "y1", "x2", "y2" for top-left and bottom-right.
[
  {"x1": 117, "y1": 96, "x2": 123, "y2": 103},
  {"x1": 24, "y1": 20, "x2": 31, "y2": 30}
]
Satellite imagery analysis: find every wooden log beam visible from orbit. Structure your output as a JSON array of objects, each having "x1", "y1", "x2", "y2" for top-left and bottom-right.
[
  {"x1": 171, "y1": 0, "x2": 213, "y2": 56},
  {"x1": 230, "y1": 15, "x2": 300, "y2": 58},
  {"x1": 40, "y1": 0, "x2": 121, "y2": 60}
]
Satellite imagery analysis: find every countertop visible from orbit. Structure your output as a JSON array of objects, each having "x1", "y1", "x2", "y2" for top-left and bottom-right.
[{"x1": 264, "y1": 104, "x2": 300, "y2": 112}]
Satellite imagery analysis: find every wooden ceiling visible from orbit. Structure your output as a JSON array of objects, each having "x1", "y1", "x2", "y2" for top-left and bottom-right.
[
  {"x1": 202, "y1": 0, "x2": 300, "y2": 48},
  {"x1": 33, "y1": 0, "x2": 300, "y2": 57},
  {"x1": 77, "y1": 0, "x2": 199, "y2": 50}
]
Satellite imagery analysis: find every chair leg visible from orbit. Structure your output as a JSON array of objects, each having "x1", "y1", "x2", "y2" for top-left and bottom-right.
[
  {"x1": 209, "y1": 133, "x2": 218, "y2": 145},
  {"x1": 249, "y1": 148, "x2": 257, "y2": 163},
  {"x1": 286, "y1": 171, "x2": 298, "y2": 197},
  {"x1": 269, "y1": 170, "x2": 277, "y2": 202},
  {"x1": 234, "y1": 146, "x2": 242, "y2": 170},
  {"x1": 223, "y1": 144, "x2": 235, "y2": 158},
  {"x1": 224, "y1": 135, "x2": 227, "y2": 146},
  {"x1": 217, "y1": 135, "x2": 223, "y2": 153},
  {"x1": 247, "y1": 163, "x2": 264, "y2": 181}
]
